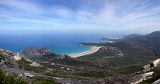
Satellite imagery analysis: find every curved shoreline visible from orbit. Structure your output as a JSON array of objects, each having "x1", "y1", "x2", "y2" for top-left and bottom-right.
[{"x1": 68, "y1": 46, "x2": 102, "y2": 58}]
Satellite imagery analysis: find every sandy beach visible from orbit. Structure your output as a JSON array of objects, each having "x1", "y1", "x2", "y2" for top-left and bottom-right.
[{"x1": 69, "y1": 46, "x2": 102, "y2": 58}]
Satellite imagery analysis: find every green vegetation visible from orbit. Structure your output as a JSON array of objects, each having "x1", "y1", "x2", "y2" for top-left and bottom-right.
[
  {"x1": 0, "y1": 69, "x2": 58, "y2": 84},
  {"x1": 46, "y1": 69, "x2": 69, "y2": 78},
  {"x1": 118, "y1": 65, "x2": 143, "y2": 75},
  {"x1": 0, "y1": 69, "x2": 27, "y2": 84},
  {"x1": 17, "y1": 58, "x2": 47, "y2": 73},
  {"x1": 32, "y1": 77, "x2": 58, "y2": 84},
  {"x1": 79, "y1": 42, "x2": 156, "y2": 68},
  {"x1": 75, "y1": 70, "x2": 115, "y2": 78}
]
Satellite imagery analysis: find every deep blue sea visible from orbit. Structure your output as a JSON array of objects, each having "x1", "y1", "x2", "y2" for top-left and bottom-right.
[{"x1": 0, "y1": 33, "x2": 123, "y2": 55}]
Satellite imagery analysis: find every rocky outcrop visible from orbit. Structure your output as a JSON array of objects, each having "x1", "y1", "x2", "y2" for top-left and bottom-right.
[
  {"x1": 153, "y1": 59, "x2": 160, "y2": 67},
  {"x1": 22, "y1": 47, "x2": 54, "y2": 56},
  {"x1": 21, "y1": 47, "x2": 58, "y2": 61},
  {"x1": 130, "y1": 58, "x2": 160, "y2": 84},
  {"x1": 0, "y1": 49, "x2": 18, "y2": 68}
]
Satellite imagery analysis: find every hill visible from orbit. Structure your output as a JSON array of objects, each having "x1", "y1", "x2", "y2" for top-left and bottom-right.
[{"x1": 1, "y1": 31, "x2": 160, "y2": 84}]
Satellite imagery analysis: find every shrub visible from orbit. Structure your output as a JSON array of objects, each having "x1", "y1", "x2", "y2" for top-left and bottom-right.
[{"x1": 0, "y1": 69, "x2": 27, "y2": 84}]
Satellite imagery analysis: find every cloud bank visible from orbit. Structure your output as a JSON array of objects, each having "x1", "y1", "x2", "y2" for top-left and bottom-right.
[{"x1": 0, "y1": 0, "x2": 160, "y2": 34}]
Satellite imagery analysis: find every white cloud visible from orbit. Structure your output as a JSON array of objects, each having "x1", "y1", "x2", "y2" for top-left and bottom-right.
[
  {"x1": 0, "y1": 0, "x2": 160, "y2": 34},
  {"x1": 0, "y1": 0, "x2": 43, "y2": 14}
]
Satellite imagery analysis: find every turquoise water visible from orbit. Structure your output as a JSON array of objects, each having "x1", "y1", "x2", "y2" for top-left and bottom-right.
[{"x1": 0, "y1": 33, "x2": 122, "y2": 54}]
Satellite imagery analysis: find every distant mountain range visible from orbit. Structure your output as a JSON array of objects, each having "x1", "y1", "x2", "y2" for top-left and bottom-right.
[{"x1": 79, "y1": 31, "x2": 160, "y2": 68}]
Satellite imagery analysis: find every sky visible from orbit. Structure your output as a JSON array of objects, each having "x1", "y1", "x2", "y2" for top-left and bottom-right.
[{"x1": 0, "y1": 0, "x2": 160, "y2": 35}]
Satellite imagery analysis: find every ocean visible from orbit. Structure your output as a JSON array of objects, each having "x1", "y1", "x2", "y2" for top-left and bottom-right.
[{"x1": 0, "y1": 33, "x2": 123, "y2": 55}]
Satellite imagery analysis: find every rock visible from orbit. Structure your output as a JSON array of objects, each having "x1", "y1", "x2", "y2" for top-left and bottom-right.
[
  {"x1": 143, "y1": 64, "x2": 151, "y2": 72},
  {"x1": 29, "y1": 62, "x2": 41, "y2": 67},
  {"x1": 153, "y1": 59, "x2": 160, "y2": 67},
  {"x1": 13, "y1": 53, "x2": 22, "y2": 61},
  {"x1": 130, "y1": 72, "x2": 154, "y2": 84},
  {"x1": 22, "y1": 47, "x2": 55, "y2": 57},
  {"x1": 153, "y1": 79, "x2": 160, "y2": 84},
  {"x1": 51, "y1": 63, "x2": 55, "y2": 65},
  {"x1": 60, "y1": 67, "x2": 65, "y2": 69},
  {"x1": 142, "y1": 72, "x2": 154, "y2": 78},
  {"x1": 67, "y1": 68, "x2": 70, "y2": 71},
  {"x1": 24, "y1": 73, "x2": 34, "y2": 77}
]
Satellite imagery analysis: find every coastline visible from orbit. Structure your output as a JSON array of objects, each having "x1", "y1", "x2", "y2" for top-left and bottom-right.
[{"x1": 68, "y1": 46, "x2": 102, "y2": 58}]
